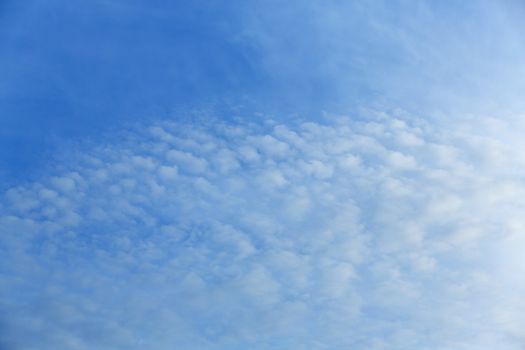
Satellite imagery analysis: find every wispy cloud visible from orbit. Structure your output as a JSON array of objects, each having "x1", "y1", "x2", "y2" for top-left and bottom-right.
[{"x1": 235, "y1": 0, "x2": 525, "y2": 114}]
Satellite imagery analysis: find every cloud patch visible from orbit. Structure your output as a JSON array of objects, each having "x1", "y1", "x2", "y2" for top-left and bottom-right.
[{"x1": 1, "y1": 111, "x2": 525, "y2": 349}]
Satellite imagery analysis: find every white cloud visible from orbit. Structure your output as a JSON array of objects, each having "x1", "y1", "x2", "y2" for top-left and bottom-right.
[
  {"x1": 158, "y1": 165, "x2": 178, "y2": 181},
  {"x1": 2, "y1": 111, "x2": 525, "y2": 349},
  {"x1": 166, "y1": 149, "x2": 208, "y2": 174}
]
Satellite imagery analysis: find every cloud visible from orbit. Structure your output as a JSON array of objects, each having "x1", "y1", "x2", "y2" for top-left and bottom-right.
[{"x1": 1, "y1": 111, "x2": 525, "y2": 349}]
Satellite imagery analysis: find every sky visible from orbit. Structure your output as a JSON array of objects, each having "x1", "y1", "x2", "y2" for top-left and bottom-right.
[{"x1": 2, "y1": 1, "x2": 525, "y2": 349}]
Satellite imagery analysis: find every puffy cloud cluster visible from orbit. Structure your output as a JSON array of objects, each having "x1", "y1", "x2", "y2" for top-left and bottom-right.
[{"x1": 2, "y1": 111, "x2": 525, "y2": 349}]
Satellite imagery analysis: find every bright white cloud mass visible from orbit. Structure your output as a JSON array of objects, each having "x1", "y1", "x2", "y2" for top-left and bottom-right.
[{"x1": 2, "y1": 110, "x2": 525, "y2": 349}]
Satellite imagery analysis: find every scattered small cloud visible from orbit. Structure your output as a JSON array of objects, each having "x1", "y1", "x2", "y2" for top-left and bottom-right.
[{"x1": 1, "y1": 111, "x2": 525, "y2": 349}]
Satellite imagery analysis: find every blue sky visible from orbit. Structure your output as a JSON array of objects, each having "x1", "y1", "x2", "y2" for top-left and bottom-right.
[
  {"x1": 2, "y1": 1, "x2": 525, "y2": 349},
  {"x1": 3, "y1": 0, "x2": 525, "y2": 183}
]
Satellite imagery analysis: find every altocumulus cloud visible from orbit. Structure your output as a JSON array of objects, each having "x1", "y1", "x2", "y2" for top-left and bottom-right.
[{"x1": 2, "y1": 111, "x2": 525, "y2": 349}]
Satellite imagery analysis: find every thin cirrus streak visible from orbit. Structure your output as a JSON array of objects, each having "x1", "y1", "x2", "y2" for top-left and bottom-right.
[{"x1": 1, "y1": 110, "x2": 525, "y2": 349}]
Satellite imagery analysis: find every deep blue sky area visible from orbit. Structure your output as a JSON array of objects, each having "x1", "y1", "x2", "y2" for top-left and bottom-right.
[
  {"x1": 0, "y1": 1, "x2": 258, "y2": 182},
  {"x1": 2, "y1": 0, "x2": 525, "y2": 184}
]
